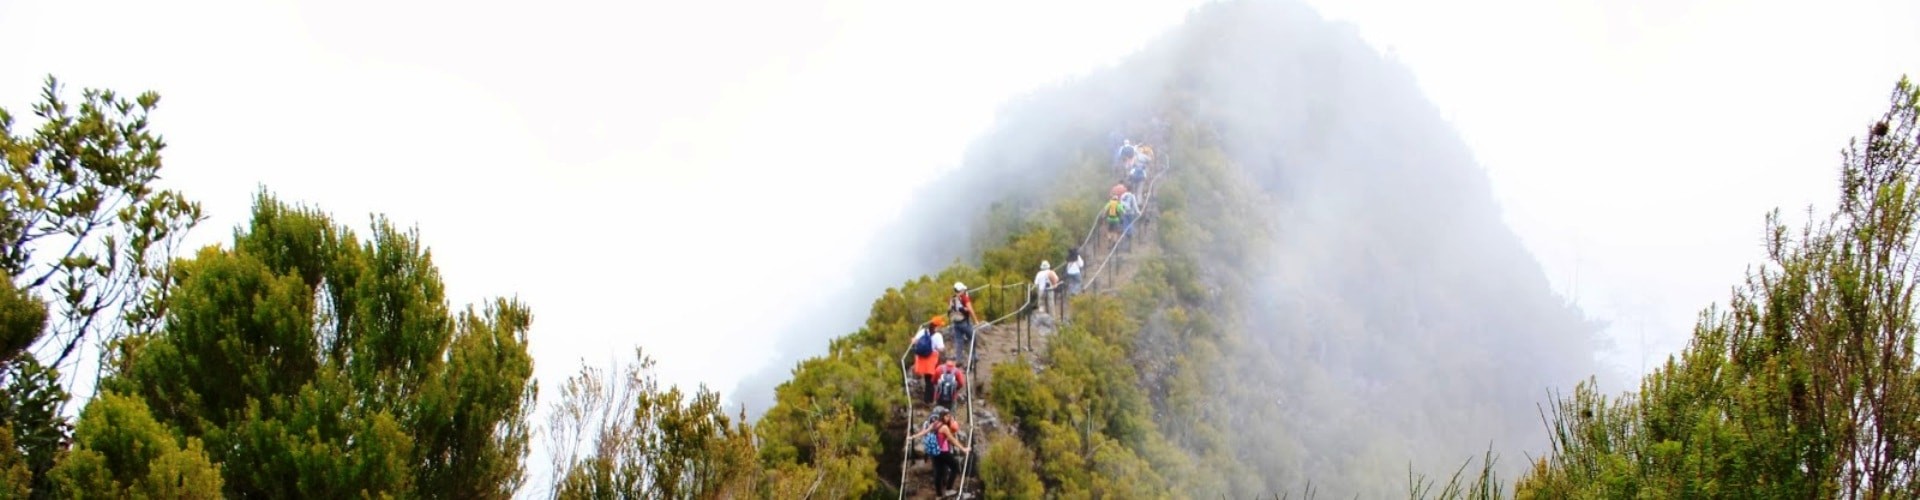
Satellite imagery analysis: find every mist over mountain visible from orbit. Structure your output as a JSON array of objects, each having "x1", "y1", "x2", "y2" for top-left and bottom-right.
[
  {"x1": 1160, "y1": 0, "x2": 1604, "y2": 491},
  {"x1": 737, "y1": 0, "x2": 1602, "y2": 495},
  {"x1": 729, "y1": 50, "x2": 1174, "y2": 419},
  {"x1": 10, "y1": 0, "x2": 1913, "y2": 497}
]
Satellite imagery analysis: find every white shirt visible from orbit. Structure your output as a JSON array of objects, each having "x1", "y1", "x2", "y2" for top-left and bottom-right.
[
  {"x1": 1034, "y1": 269, "x2": 1059, "y2": 291},
  {"x1": 1065, "y1": 257, "x2": 1083, "y2": 275}
]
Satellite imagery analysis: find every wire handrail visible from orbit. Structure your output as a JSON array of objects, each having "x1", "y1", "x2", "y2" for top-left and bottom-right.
[
  {"x1": 893, "y1": 144, "x2": 1173, "y2": 500},
  {"x1": 1082, "y1": 152, "x2": 1171, "y2": 292},
  {"x1": 895, "y1": 280, "x2": 1031, "y2": 500}
]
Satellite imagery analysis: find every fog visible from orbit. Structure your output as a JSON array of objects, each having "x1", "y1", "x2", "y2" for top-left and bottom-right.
[
  {"x1": 0, "y1": 0, "x2": 1206, "y2": 495},
  {"x1": 752, "y1": 0, "x2": 1605, "y2": 494},
  {"x1": 729, "y1": 63, "x2": 1176, "y2": 417},
  {"x1": 8, "y1": 0, "x2": 1913, "y2": 495},
  {"x1": 763, "y1": 0, "x2": 1915, "y2": 493},
  {"x1": 1168, "y1": 2, "x2": 1601, "y2": 490}
]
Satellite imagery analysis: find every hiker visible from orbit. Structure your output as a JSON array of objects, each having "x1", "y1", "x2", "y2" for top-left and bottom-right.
[
  {"x1": 1120, "y1": 190, "x2": 1140, "y2": 229},
  {"x1": 1064, "y1": 248, "x2": 1084, "y2": 295},
  {"x1": 911, "y1": 317, "x2": 947, "y2": 404},
  {"x1": 948, "y1": 283, "x2": 977, "y2": 358},
  {"x1": 1033, "y1": 260, "x2": 1061, "y2": 314},
  {"x1": 1126, "y1": 149, "x2": 1148, "y2": 193},
  {"x1": 911, "y1": 407, "x2": 948, "y2": 467},
  {"x1": 934, "y1": 360, "x2": 966, "y2": 408},
  {"x1": 1103, "y1": 193, "x2": 1124, "y2": 249},
  {"x1": 910, "y1": 406, "x2": 970, "y2": 496},
  {"x1": 1115, "y1": 139, "x2": 1136, "y2": 175}
]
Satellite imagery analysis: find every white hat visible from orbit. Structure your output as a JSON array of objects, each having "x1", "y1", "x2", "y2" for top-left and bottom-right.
[
  {"x1": 1041, "y1": 260, "x2": 1050, "y2": 270},
  {"x1": 954, "y1": 282, "x2": 967, "y2": 292}
]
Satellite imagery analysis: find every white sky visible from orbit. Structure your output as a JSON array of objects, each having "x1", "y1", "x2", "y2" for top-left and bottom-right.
[
  {"x1": 0, "y1": 0, "x2": 1206, "y2": 493},
  {"x1": 0, "y1": 0, "x2": 1206, "y2": 396},
  {"x1": 3, "y1": 0, "x2": 1917, "y2": 489},
  {"x1": 1296, "y1": 0, "x2": 1919, "y2": 386}
]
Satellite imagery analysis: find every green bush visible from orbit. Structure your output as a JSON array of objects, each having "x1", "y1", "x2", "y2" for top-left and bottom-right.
[{"x1": 980, "y1": 436, "x2": 1045, "y2": 499}]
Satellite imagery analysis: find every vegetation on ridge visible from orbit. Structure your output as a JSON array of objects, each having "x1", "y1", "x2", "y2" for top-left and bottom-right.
[{"x1": 1, "y1": 1, "x2": 1914, "y2": 498}]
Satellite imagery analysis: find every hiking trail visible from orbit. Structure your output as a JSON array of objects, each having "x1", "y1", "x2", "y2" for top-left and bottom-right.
[{"x1": 890, "y1": 149, "x2": 1174, "y2": 499}]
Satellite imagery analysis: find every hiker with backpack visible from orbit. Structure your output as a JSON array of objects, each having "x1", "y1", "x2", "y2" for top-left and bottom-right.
[
  {"x1": 1126, "y1": 147, "x2": 1148, "y2": 193},
  {"x1": 948, "y1": 282, "x2": 976, "y2": 359},
  {"x1": 911, "y1": 317, "x2": 946, "y2": 404},
  {"x1": 1033, "y1": 260, "x2": 1061, "y2": 314},
  {"x1": 1115, "y1": 139, "x2": 1136, "y2": 175},
  {"x1": 1103, "y1": 193, "x2": 1124, "y2": 249},
  {"x1": 909, "y1": 406, "x2": 970, "y2": 496},
  {"x1": 934, "y1": 360, "x2": 966, "y2": 408}
]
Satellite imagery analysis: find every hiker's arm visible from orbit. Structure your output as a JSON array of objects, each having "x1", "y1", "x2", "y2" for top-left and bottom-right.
[{"x1": 941, "y1": 427, "x2": 967, "y2": 454}]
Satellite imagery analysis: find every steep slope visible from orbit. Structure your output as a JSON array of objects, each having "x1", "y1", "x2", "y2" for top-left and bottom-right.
[
  {"x1": 749, "y1": 1, "x2": 1599, "y2": 498},
  {"x1": 1161, "y1": 3, "x2": 1603, "y2": 491}
]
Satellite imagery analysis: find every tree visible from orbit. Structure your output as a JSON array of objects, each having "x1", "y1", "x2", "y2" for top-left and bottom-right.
[
  {"x1": 44, "y1": 391, "x2": 221, "y2": 499},
  {"x1": 0, "y1": 75, "x2": 202, "y2": 499},
  {"x1": 546, "y1": 348, "x2": 763, "y2": 500},
  {"x1": 0, "y1": 75, "x2": 203, "y2": 371},
  {"x1": 93, "y1": 192, "x2": 534, "y2": 498},
  {"x1": 0, "y1": 424, "x2": 32, "y2": 499},
  {"x1": 1516, "y1": 76, "x2": 1920, "y2": 498},
  {"x1": 980, "y1": 436, "x2": 1044, "y2": 499}
]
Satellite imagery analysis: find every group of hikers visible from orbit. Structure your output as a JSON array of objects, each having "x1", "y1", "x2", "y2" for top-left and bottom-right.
[
  {"x1": 906, "y1": 283, "x2": 978, "y2": 496},
  {"x1": 1104, "y1": 139, "x2": 1154, "y2": 251},
  {"x1": 902, "y1": 133, "x2": 1160, "y2": 498}
]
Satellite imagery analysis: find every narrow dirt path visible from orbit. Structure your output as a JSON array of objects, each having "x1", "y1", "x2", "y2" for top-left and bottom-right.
[
  {"x1": 896, "y1": 155, "x2": 1172, "y2": 499},
  {"x1": 899, "y1": 236, "x2": 1165, "y2": 499},
  {"x1": 899, "y1": 315, "x2": 1055, "y2": 499}
]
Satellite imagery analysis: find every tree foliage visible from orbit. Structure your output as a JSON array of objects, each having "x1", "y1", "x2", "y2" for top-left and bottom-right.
[
  {"x1": 0, "y1": 75, "x2": 203, "y2": 370},
  {"x1": 1516, "y1": 77, "x2": 1920, "y2": 498},
  {"x1": 980, "y1": 435, "x2": 1044, "y2": 499},
  {"x1": 86, "y1": 192, "x2": 535, "y2": 498},
  {"x1": 0, "y1": 76, "x2": 203, "y2": 498},
  {"x1": 547, "y1": 348, "x2": 761, "y2": 499},
  {"x1": 44, "y1": 392, "x2": 222, "y2": 498}
]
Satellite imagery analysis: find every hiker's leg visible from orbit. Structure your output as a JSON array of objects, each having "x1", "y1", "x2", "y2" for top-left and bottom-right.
[
  {"x1": 933, "y1": 457, "x2": 956, "y2": 492},
  {"x1": 932, "y1": 456, "x2": 951, "y2": 491},
  {"x1": 939, "y1": 455, "x2": 959, "y2": 490}
]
